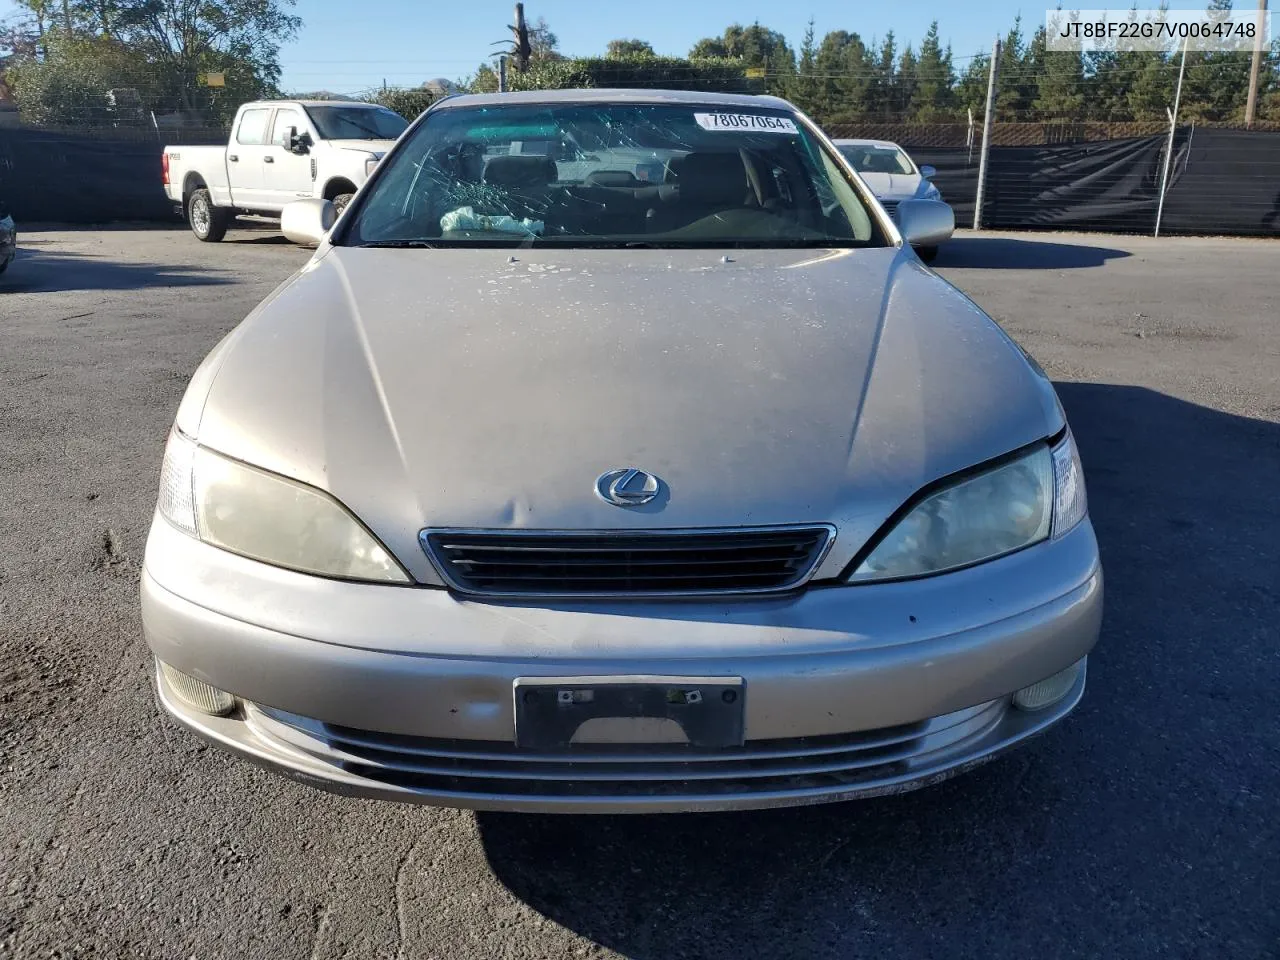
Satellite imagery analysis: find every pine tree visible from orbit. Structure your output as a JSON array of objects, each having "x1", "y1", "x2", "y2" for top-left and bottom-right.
[
  {"x1": 955, "y1": 52, "x2": 992, "y2": 118},
  {"x1": 911, "y1": 21, "x2": 956, "y2": 120},
  {"x1": 865, "y1": 31, "x2": 896, "y2": 117},
  {"x1": 814, "y1": 30, "x2": 871, "y2": 121},
  {"x1": 995, "y1": 16, "x2": 1033, "y2": 118},
  {"x1": 896, "y1": 44, "x2": 918, "y2": 115},
  {"x1": 789, "y1": 18, "x2": 820, "y2": 113}
]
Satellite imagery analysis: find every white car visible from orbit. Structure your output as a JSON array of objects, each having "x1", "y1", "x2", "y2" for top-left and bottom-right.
[
  {"x1": 834, "y1": 139, "x2": 951, "y2": 261},
  {"x1": 162, "y1": 100, "x2": 408, "y2": 242}
]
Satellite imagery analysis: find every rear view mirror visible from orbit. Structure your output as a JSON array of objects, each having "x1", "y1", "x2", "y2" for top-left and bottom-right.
[
  {"x1": 281, "y1": 198, "x2": 335, "y2": 247},
  {"x1": 919, "y1": 164, "x2": 937, "y2": 179},
  {"x1": 895, "y1": 199, "x2": 954, "y2": 248}
]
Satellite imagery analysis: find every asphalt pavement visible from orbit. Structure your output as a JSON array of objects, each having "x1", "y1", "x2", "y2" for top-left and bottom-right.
[{"x1": 1, "y1": 226, "x2": 1276, "y2": 959}]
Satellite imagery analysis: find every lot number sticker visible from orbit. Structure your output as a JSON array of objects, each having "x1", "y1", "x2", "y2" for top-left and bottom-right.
[{"x1": 694, "y1": 113, "x2": 798, "y2": 134}]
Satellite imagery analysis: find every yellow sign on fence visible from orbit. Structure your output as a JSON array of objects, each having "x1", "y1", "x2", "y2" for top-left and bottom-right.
[
  {"x1": 202, "y1": 72, "x2": 226, "y2": 88},
  {"x1": 745, "y1": 67, "x2": 766, "y2": 78}
]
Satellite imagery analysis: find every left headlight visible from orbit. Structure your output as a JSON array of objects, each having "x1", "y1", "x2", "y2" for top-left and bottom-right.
[
  {"x1": 849, "y1": 432, "x2": 1087, "y2": 582},
  {"x1": 157, "y1": 430, "x2": 411, "y2": 583}
]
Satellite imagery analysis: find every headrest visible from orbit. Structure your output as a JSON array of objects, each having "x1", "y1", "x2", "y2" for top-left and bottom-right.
[
  {"x1": 668, "y1": 153, "x2": 748, "y2": 205},
  {"x1": 584, "y1": 170, "x2": 643, "y2": 189},
  {"x1": 483, "y1": 155, "x2": 557, "y2": 189}
]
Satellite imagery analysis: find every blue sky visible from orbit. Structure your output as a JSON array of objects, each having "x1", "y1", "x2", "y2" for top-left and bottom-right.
[
  {"x1": 278, "y1": 0, "x2": 1030, "y2": 93},
  {"x1": 0, "y1": 0, "x2": 1042, "y2": 93}
]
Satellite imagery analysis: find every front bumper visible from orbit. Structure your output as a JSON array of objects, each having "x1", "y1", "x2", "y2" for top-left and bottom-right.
[{"x1": 142, "y1": 516, "x2": 1103, "y2": 813}]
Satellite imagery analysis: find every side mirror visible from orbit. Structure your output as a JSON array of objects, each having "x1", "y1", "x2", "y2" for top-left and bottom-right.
[
  {"x1": 281, "y1": 198, "x2": 335, "y2": 248},
  {"x1": 919, "y1": 164, "x2": 937, "y2": 179},
  {"x1": 895, "y1": 199, "x2": 954, "y2": 248},
  {"x1": 288, "y1": 127, "x2": 311, "y2": 155}
]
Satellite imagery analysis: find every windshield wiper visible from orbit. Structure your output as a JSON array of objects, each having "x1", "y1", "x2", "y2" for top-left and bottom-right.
[{"x1": 356, "y1": 239, "x2": 438, "y2": 248}]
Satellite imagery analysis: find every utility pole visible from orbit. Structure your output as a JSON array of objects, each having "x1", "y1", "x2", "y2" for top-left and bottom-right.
[
  {"x1": 498, "y1": 55, "x2": 508, "y2": 92},
  {"x1": 1244, "y1": 0, "x2": 1268, "y2": 128},
  {"x1": 510, "y1": 3, "x2": 531, "y2": 72},
  {"x1": 972, "y1": 37, "x2": 1001, "y2": 231}
]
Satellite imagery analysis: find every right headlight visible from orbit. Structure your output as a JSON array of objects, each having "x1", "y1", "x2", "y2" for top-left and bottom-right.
[
  {"x1": 156, "y1": 429, "x2": 410, "y2": 584},
  {"x1": 849, "y1": 432, "x2": 1087, "y2": 582}
]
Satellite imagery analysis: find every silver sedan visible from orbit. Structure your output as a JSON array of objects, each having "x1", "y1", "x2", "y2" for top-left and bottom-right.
[{"x1": 143, "y1": 89, "x2": 1102, "y2": 814}]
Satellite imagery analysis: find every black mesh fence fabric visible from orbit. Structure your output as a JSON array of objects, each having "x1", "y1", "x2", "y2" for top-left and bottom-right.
[
  {"x1": 1159, "y1": 129, "x2": 1280, "y2": 237},
  {"x1": 0, "y1": 126, "x2": 220, "y2": 222},
  {"x1": 896, "y1": 128, "x2": 1278, "y2": 236},
  {"x1": 0, "y1": 122, "x2": 1277, "y2": 235}
]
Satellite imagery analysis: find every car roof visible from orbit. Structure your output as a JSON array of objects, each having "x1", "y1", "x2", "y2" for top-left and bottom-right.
[
  {"x1": 434, "y1": 88, "x2": 796, "y2": 111},
  {"x1": 251, "y1": 100, "x2": 383, "y2": 109},
  {"x1": 832, "y1": 138, "x2": 904, "y2": 151}
]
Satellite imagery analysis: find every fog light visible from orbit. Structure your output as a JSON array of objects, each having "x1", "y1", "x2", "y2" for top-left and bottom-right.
[
  {"x1": 1013, "y1": 658, "x2": 1085, "y2": 711},
  {"x1": 158, "y1": 660, "x2": 236, "y2": 716}
]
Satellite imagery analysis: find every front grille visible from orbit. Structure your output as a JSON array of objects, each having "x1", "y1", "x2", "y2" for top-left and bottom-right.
[
  {"x1": 880, "y1": 199, "x2": 900, "y2": 223},
  {"x1": 248, "y1": 700, "x2": 1005, "y2": 802},
  {"x1": 420, "y1": 526, "x2": 834, "y2": 597}
]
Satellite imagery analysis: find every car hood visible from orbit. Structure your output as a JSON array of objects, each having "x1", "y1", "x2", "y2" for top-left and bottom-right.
[
  {"x1": 189, "y1": 246, "x2": 1062, "y2": 581},
  {"x1": 857, "y1": 172, "x2": 926, "y2": 200},
  {"x1": 326, "y1": 139, "x2": 398, "y2": 155}
]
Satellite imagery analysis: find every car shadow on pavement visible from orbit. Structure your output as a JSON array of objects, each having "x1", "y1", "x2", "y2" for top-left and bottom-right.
[
  {"x1": 934, "y1": 235, "x2": 1132, "y2": 269},
  {"x1": 475, "y1": 382, "x2": 1279, "y2": 960},
  {"x1": 0, "y1": 246, "x2": 233, "y2": 293},
  {"x1": 226, "y1": 233, "x2": 294, "y2": 245}
]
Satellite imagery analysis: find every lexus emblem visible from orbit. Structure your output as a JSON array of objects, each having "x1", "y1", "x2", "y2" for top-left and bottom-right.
[{"x1": 595, "y1": 468, "x2": 661, "y2": 506}]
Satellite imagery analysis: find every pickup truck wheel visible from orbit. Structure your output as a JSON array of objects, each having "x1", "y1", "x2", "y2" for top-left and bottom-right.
[
  {"x1": 187, "y1": 188, "x2": 229, "y2": 242},
  {"x1": 332, "y1": 193, "x2": 354, "y2": 217}
]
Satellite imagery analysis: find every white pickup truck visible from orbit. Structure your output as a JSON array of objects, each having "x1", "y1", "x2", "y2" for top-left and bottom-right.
[{"x1": 163, "y1": 99, "x2": 408, "y2": 242}]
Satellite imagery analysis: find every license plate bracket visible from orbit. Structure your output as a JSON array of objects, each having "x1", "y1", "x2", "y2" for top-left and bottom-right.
[{"x1": 513, "y1": 675, "x2": 745, "y2": 750}]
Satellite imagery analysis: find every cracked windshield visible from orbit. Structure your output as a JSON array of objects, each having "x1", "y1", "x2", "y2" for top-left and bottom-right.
[{"x1": 344, "y1": 103, "x2": 880, "y2": 247}]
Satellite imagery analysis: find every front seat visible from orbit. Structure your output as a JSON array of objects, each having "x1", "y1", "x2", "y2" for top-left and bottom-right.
[{"x1": 662, "y1": 152, "x2": 754, "y2": 228}]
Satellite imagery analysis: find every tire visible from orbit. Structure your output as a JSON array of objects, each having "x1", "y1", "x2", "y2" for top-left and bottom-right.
[
  {"x1": 187, "y1": 188, "x2": 229, "y2": 242},
  {"x1": 916, "y1": 245, "x2": 939, "y2": 263},
  {"x1": 332, "y1": 193, "x2": 355, "y2": 217}
]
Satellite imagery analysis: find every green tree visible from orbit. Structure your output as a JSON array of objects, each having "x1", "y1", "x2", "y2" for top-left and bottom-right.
[
  {"x1": 910, "y1": 21, "x2": 955, "y2": 120},
  {"x1": 74, "y1": 0, "x2": 125, "y2": 35},
  {"x1": 955, "y1": 52, "x2": 991, "y2": 118},
  {"x1": 895, "y1": 44, "x2": 917, "y2": 115},
  {"x1": 606, "y1": 38, "x2": 655, "y2": 58},
  {"x1": 1034, "y1": 31, "x2": 1087, "y2": 120},
  {"x1": 689, "y1": 22, "x2": 795, "y2": 74},
  {"x1": 528, "y1": 16, "x2": 560, "y2": 62},
  {"x1": 995, "y1": 16, "x2": 1033, "y2": 118},
  {"x1": 8, "y1": 32, "x2": 150, "y2": 123},
  {"x1": 365, "y1": 87, "x2": 434, "y2": 121},
  {"x1": 113, "y1": 0, "x2": 300, "y2": 114},
  {"x1": 688, "y1": 22, "x2": 795, "y2": 96},
  {"x1": 814, "y1": 29, "x2": 870, "y2": 121},
  {"x1": 788, "y1": 18, "x2": 820, "y2": 113},
  {"x1": 467, "y1": 62, "x2": 500, "y2": 93},
  {"x1": 864, "y1": 32, "x2": 897, "y2": 117},
  {"x1": 1126, "y1": 52, "x2": 1174, "y2": 120}
]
